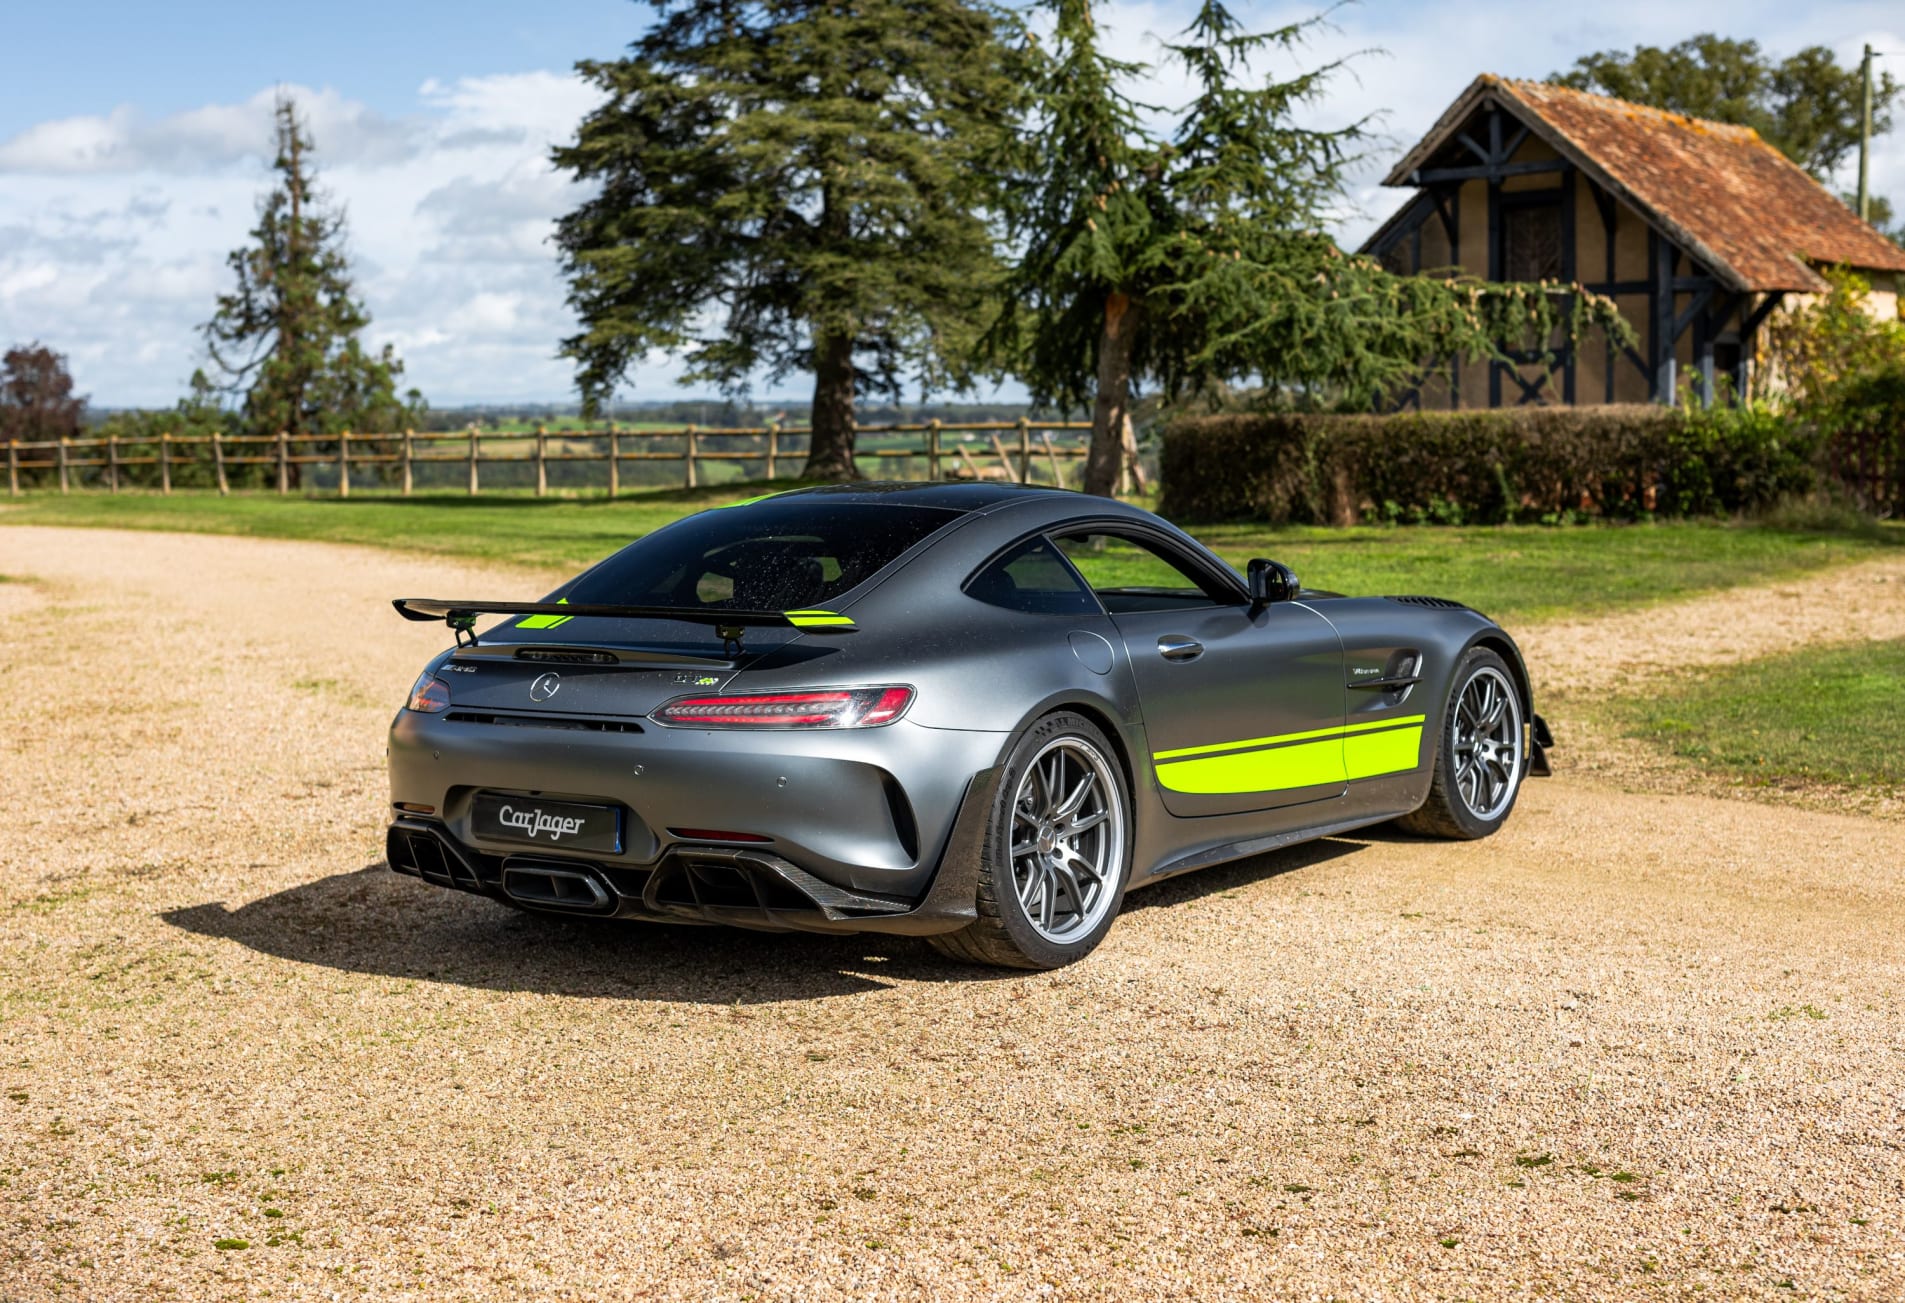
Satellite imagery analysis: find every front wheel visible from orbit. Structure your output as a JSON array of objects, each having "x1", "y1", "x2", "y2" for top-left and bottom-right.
[
  {"x1": 929, "y1": 712, "x2": 1133, "y2": 970},
  {"x1": 1397, "y1": 648, "x2": 1526, "y2": 840}
]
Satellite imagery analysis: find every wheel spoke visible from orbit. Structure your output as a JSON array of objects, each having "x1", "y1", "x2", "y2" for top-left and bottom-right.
[
  {"x1": 1059, "y1": 844, "x2": 1101, "y2": 886},
  {"x1": 1019, "y1": 863, "x2": 1044, "y2": 918},
  {"x1": 1055, "y1": 771, "x2": 1096, "y2": 819},
  {"x1": 1065, "y1": 807, "x2": 1109, "y2": 836},
  {"x1": 1050, "y1": 858, "x2": 1085, "y2": 919}
]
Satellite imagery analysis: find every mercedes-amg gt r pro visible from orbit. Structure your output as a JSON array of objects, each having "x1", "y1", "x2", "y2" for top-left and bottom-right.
[{"x1": 387, "y1": 483, "x2": 1551, "y2": 969}]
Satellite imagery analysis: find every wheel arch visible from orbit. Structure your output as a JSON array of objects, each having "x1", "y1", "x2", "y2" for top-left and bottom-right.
[
  {"x1": 998, "y1": 694, "x2": 1140, "y2": 812},
  {"x1": 1464, "y1": 631, "x2": 1535, "y2": 716}
]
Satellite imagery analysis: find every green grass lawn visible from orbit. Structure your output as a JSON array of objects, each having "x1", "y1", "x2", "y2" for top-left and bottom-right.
[
  {"x1": 1, "y1": 485, "x2": 1896, "y2": 623},
  {"x1": 1611, "y1": 639, "x2": 1905, "y2": 790}
]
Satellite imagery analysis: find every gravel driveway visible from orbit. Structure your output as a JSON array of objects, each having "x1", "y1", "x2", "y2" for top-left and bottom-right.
[{"x1": 2, "y1": 526, "x2": 1901, "y2": 1301}]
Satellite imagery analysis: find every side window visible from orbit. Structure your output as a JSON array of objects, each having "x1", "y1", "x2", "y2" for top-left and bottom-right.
[
  {"x1": 965, "y1": 536, "x2": 1101, "y2": 615},
  {"x1": 1054, "y1": 531, "x2": 1233, "y2": 614}
]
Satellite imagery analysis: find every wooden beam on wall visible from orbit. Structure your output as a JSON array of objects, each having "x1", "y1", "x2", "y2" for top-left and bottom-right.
[
  {"x1": 1650, "y1": 229, "x2": 1676, "y2": 403},
  {"x1": 1412, "y1": 159, "x2": 1568, "y2": 185},
  {"x1": 1488, "y1": 168, "x2": 1503, "y2": 407},
  {"x1": 1365, "y1": 191, "x2": 1437, "y2": 258},
  {"x1": 1593, "y1": 181, "x2": 1617, "y2": 403},
  {"x1": 1561, "y1": 165, "x2": 1577, "y2": 405}
]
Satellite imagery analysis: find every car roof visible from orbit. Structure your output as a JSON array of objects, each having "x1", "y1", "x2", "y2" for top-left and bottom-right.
[{"x1": 765, "y1": 481, "x2": 1079, "y2": 512}]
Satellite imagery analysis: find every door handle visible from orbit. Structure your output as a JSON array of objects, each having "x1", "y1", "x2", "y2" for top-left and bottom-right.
[{"x1": 1157, "y1": 635, "x2": 1204, "y2": 663}]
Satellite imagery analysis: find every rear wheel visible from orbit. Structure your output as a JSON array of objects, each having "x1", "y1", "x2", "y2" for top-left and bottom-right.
[
  {"x1": 929, "y1": 712, "x2": 1132, "y2": 970},
  {"x1": 1397, "y1": 648, "x2": 1526, "y2": 840}
]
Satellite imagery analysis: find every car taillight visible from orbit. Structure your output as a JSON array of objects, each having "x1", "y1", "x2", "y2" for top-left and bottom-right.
[
  {"x1": 651, "y1": 686, "x2": 914, "y2": 729},
  {"x1": 406, "y1": 672, "x2": 451, "y2": 714}
]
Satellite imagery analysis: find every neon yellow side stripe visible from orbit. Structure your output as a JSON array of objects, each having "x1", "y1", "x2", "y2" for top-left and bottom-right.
[
  {"x1": 516, "y1": 597, "x2": 572, "y2": 630},
  {"x1": 1345, "y1": 725, "x2": 1425, "y2": 780},
  {"x1": 1155, "y1": 723, "x2": 1425, "y2": 795},
  {"x1": 784, "y1": 609, "x2": 855, "y2": 628},
  {"x1": 1153, "y1": 714, "x2": 1426, "y2": 762},
  {"x1": 1156, "y1": 736, "x2": 1348, "y2": 794}
]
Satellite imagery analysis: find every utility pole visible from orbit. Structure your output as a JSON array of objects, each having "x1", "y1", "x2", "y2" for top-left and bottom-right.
[{"x1": 1859, "y1": 44, "x2": 1873, "y2": 223}]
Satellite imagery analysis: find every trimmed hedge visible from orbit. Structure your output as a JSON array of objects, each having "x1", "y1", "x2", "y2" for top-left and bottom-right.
[{"x1": 1158, "y1": 405, "x2": 1822, "y2": 524}]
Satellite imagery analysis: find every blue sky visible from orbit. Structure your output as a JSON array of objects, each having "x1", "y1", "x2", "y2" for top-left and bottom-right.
[{"x1": 3, "y1": 0, "x2": 1901, "y2": 406}]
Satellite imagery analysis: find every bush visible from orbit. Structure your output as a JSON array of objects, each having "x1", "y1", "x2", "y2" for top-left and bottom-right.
[
  {"x1": 1159, "y1": 405, "x2": 1823, "y2": 524},
  {"x1": 1813, "y1": 361, "x2": 1905, "y2": 518}
]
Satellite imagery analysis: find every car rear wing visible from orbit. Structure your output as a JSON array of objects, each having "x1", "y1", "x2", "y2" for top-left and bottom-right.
[{"x1": 392, "y1": 598, "x2": 855, "y2": 653}]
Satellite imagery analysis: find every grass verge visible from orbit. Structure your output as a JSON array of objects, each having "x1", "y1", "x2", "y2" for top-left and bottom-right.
[
  {"x1": 1, "y1": 487, "x2": 1897, "y2": 623},
  {"x1": 1611, "y1": 639, "x2": 1905, "y2": 791}
]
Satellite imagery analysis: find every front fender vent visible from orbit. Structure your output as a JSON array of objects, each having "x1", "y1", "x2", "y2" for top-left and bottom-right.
[{"x1": 1387, "y1": 595, "x2": 1469, "y2": 610}]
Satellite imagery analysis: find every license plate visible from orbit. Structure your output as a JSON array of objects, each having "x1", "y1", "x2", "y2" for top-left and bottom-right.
[{"x1": 470, "y1": 793, "x2": 623, "y2": 854}]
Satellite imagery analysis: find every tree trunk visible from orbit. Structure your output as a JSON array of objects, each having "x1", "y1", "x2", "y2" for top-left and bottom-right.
[
  {"x1": 802, "y1": 331, "x2": 860, "y2": 481},
  {"x1": 1083, "y1": 292, "x2": 1139, "y2": 498}
]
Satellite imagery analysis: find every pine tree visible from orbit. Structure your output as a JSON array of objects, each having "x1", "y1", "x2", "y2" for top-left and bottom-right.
[
  {"x1": 990, "y1": 1, "x2": 1630, "y2": 495},
  {"x1": 203, "y1": 95, "x2": 420, "y2": 466},
  {"x1": 552, "y1": 0, "x2": 1028, "y2": 480}
]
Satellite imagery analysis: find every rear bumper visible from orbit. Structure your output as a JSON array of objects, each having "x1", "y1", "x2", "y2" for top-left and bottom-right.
[
  {"x1": 386, "y1": 763, "x2": 1000, "y2": 936},
  {"x1": 386, "y1": 706, "x2": 1008, "y2": 932}
]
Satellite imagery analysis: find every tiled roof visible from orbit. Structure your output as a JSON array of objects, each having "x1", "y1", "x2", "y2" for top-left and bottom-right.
[{"x1": 1381, "y1": 75, "x2": 1905, "y2": 293}]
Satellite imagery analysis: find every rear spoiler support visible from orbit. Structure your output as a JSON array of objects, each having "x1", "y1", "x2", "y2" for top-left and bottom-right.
[{"x1": 391, "y1": 598, "x2": 855, "y2": 656}]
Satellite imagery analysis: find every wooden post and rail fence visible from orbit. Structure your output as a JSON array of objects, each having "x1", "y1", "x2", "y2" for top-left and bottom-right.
[{"x1": 0, "y1": 419, "x2": 1153, "y2": 498}]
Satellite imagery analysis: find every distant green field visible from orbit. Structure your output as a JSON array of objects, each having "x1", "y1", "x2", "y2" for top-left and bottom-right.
[
  {"x1": 1612, "y1": 639, "x2": 1905, "y2": 791},
  {"x1": 3, "y1": 486, "x2": 1895, "y2": 623}
]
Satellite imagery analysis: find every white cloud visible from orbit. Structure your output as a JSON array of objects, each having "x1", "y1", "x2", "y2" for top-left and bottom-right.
[
  {"x1": 0, "y1": 85, "x2": 424, "y2": 176},
  {"x1": 0, "y1": 74, "x2": 619, "y2": 405}
]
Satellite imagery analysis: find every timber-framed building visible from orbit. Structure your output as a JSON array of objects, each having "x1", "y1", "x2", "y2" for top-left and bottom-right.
[{"x1": 1362, "y1": 75, "x2": 1905, "y2": 408}]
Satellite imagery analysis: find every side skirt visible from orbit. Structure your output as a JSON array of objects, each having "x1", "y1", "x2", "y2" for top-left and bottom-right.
[{"x1": 1137, "y1": 810, "x2": 1412, "y2": 886}]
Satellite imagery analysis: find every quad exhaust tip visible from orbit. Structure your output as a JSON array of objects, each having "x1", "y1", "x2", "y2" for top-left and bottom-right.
[{"x1": 500, "y1": 859, "x2": 615, "y2": 913}]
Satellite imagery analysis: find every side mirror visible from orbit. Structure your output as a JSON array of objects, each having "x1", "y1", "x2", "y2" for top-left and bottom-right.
[{"x1": 1247, "y1": 558, "x2": 1301, "y2": 609}]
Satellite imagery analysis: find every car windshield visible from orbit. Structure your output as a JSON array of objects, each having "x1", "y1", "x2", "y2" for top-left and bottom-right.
[{"x1": 561, "y1": 500, "x2": 960, "y2": 613}]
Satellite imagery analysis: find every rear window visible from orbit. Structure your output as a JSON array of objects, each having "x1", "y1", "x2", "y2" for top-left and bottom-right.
[{"x1": 560, "y1": 501, "x2": 958, "y2": 612}]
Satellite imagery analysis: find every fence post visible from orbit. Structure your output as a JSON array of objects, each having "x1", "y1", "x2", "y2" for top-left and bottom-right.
[
  {"x1": 212, "y1": 431, "x2": 229, "y2": 496},
  {"x1": 1016, "y1": 416, "x2": 1031, "y2": 484},
  {"x1": 468, "y1": 426, "x2": 480, "y2": 496},
  {"x1": 57, "y1": 438, "x2": 69, "y2": 494},
  {"x1": 107, "y1": 434, "x2": 120, "y2": 493},
  {"x1": 927, "y1": 419, "x2": 942, "y2": 481},
  {"x1": 160, "y1": 431, "x2": 172, "y2": 495},
  {"x1": 607, "y1": 429, "x2": 620, "y2": 498},
  {"x1": 339, "y1": 431, "x2": 351, "y2": 499},
  {"x1": 766, "y1": 423, "x2": 779, "y2": 480},
  {"x1": 6, "y1": 441, "x2": 16, "y2": 497},
  {"x1": 684, "y1": 424, "x2": 698, "y2": 488},
  {"x1": 535, "y1": 424, "x2": 548, "y2": 498},
  {"x1": 1044, "y1": 432, "x2": 1066, "y2": 489},
  {"x1": 401, "y1": 430, "x2": 414, "y2": 497}
]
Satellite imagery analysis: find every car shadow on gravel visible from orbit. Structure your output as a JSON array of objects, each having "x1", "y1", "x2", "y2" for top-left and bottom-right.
[
  {"x1": 1121, "y1": 836, "x2": 1366, "y2": 914},
  {"x1": 161, "y1": 864, "x2": 1018, "y2": 1003},
  {"x1": 163, "y1": 836, "x2": 1370, "y2": 1001}
]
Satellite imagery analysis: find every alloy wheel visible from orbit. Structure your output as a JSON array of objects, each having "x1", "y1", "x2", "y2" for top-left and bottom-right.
[
  {"x1": 1008, "y1": 736, "x2": 1126, "y2": 944},
  {"x1": 1450, "y1": 665, "x2": 1524, "y2": 822}
]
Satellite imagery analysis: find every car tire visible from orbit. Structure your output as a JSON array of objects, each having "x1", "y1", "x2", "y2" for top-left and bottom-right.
[
  {"x1": 1397, "y1": 647, "x2": 1527, "y2": 840},
  {"x1": 929, "y1": 711, "x2": 1134, "y2": 970}
]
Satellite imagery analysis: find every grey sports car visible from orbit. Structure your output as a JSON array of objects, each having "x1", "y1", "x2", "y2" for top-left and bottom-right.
[{"x1": 387, "y1": 483, "x2": 1550, "y2": 968}]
